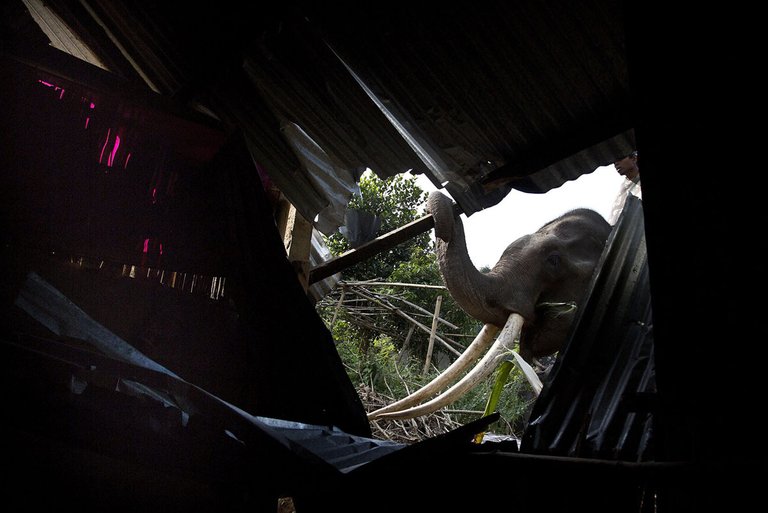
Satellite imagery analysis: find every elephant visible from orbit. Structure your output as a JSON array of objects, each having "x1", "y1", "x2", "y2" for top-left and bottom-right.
[{"x1": 368, "y1": 190, "x2": 611, "y2": 421}]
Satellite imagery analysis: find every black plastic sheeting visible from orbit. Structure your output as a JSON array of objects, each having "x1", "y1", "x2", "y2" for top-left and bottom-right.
[
  {"x1": 522, "y1": 196, "x2": 656, "y2": 460},
  {"x1": 0, "y1": 328, "x2": 403, "y2": 508},
  {"x1": 0, "y1": 325, "x2": 508, "y2": 511},
  {"x1": 338, "y1": 209, "x2": 382, "y2": 249},
  {"x1": 251, "y1": 416, "x2": 403, "y2": 474}
]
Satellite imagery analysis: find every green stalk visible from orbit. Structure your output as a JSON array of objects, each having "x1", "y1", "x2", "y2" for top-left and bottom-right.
[{"x1": 473, "y1": 359, "x2": 514, "y2": 444}]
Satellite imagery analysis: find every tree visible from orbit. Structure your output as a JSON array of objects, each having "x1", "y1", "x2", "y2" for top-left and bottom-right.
[
  {"x1": 321, "y1": 172, "x2": 434, "y2": 356},
  {"x1": 324, "y1": 172, "x2": 431, "y2": 282}
]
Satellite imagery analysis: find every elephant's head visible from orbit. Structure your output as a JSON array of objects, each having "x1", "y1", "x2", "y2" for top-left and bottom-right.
[{"x1": 368, "y1": 190, "x2": 611, "y2": 421}]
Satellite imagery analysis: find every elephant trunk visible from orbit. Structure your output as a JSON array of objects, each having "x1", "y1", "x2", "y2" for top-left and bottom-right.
[{"x1": 427, "y1": 191, "x2": 529, "y2": 327}]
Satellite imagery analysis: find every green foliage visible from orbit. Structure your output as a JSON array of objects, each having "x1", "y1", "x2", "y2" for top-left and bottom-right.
[
  {"x1": 336, "y1": 336, "x2": 421, "y2": 401},
  {"x1": 388, "y1": 251, "x2": 442, "y2": 285},
  {"x1": 455, "y1": 362, "x2": 534, "y2": 435},
  {"x1": 325, "y1": 172, "x2": 431, "y2": 281}
]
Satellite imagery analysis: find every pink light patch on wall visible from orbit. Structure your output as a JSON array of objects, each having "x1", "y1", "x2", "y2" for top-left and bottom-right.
[
  {"x1": 98, "y1": 129, "x2": 129, "y2": 171},
  {"x1": 99, "y1": 128, "x2": 111, "y2": 170},
  {"x1": 142, "y1": 237, "x2": 164, "y2": 256},
  {"x1": 107, "y1": 135, "x2": 120, "y2": 167},
  {"x1": 140, "y1": 237, "x2": 164, "y2": 268},
  {"x1": 84, "y1": 101, "x2": 95, "y2": 129},
  {"x1": 36, "y1": 78, "x2": 135, "y2": 172},
  {"x1": 37, "y1": 79, "x2": 65, "y2": 99}
]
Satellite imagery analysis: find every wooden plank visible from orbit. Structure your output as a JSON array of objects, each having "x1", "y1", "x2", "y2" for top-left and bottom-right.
[
  {"x1": 309, "y1": 199, "x2": 463, "y2": 284},
  {"x1": 309, "y1": 213, "x2": 435, "y2": 284}
]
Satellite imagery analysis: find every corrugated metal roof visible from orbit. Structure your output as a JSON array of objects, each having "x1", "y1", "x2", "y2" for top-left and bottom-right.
[
  {"x1": 521, "y1": 196, "x2": 655, "y2": 460},
  {"x1": 253, "y1": 416, "x2": 404, "y2": 474},
  {"x1": 310, "y1": 1, "x2": 635, "y2": 213},
  {"x1": 20, "y1": 0, "x2": 635, "y2": 234}
]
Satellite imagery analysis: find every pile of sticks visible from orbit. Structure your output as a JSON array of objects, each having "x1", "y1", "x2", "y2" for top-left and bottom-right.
[{"x1": 356, "y1": 383, "x2": 467, "y2": 443}]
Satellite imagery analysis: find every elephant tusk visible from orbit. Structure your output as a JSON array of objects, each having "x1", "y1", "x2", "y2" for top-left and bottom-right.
[
  {"x1": 367, "y1": 323, "x2": 500, "y2": 420},
  {"x1": 371, "y1": 313, "x2": 525, "y2": 421}
]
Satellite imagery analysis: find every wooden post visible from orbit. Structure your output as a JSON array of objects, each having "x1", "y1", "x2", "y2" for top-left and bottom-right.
[
  {"x1": 281, "y1": 203, "x2": 313, "y2": 292},
  {"x1": 423, "y1": 295, "x2": 443, "y2": 376},
  {"x1": 398, "y1": 324, "x2": 417, "y2": 364},
  {"x1": 330, "y1": 285, "x2": 346, "y2": 326}
]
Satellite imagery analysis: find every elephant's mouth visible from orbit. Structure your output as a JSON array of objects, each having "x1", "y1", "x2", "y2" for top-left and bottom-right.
[
  {"x1": 535, "y1": 301, "x2": 577, "y2": 317},
  {"x1": 367, "y1": 313, "x2": 525, "y2": 421}
]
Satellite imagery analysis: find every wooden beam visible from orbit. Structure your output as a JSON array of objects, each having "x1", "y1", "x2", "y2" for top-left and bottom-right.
[
  {"x1": 309, "y1": 202, "x2": 461, "y2": 284},
  {"x1": 309, "y1": 198, "x2": 464, "y2": 285},
  {"x1": 309, "y1": 213, "x2": 435, "y2": 284},
  {"x1": 341, "y1": 281, "x2": 447, "y2": 290}
]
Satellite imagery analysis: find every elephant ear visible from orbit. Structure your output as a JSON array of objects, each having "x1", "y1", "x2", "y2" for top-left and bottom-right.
[{"x1": 427, "y1": 191, "x2": 456, "y2": 243}]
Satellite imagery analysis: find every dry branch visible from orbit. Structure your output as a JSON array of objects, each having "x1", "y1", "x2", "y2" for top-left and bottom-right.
[
  {"x1": 357, "y1": 384, "x2": 464, "y2": 444},
  {"x1": 351, "y1": 286, "x2": 461, "y2": 357},
  {"x1": 342, "y1": 280, "x2": 447, "y2": 290}
]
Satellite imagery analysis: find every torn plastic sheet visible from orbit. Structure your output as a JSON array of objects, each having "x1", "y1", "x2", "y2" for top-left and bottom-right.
[
  {"x1": 308, "y1": 228, "x2": 341, "y2": 303},
  {"x1": 14, "y1": 272, "x2": 198, "y2": 422},
  {"x1": 15, "y1": 272, "x2": 180, "y2": 379},
  {"x1": 10, "y1": 273, "x2": 414, "y2": 474},
  {"x1": 338, "y1": 208, "x2": 382, "y2": 249},
  {"x1": 280, "y1": 121, "x2": 361, "y2": 235},
  {"x1": 6, "y1": 329, "x2": 405, "y2": 480}
]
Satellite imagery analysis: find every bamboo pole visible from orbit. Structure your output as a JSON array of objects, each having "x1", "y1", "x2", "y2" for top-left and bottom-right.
[
  {"x1": 330, "y1": 285, "x2": 346, "y2": 326},
  {"x1": 339, "y1": 284, "x2": 459, "y2": 330},
  {"x1": 309, "y1": 203, "x2": 462, "y2": 284},
  {"x1": 351, "y1": 287, "x2": 461, "y2": 357},
  {"x1": 341, "y1": 280, "x2": 447, "y2": 290},
  {"x1": 398, "y1": 324, "x2": 417, "y2": 364},
  {"x1": 423, "y1": 295, "x2": 443, "y2": 375},
  {"x1": 393, "y1": 296, "x2": 459, "y2": 330}
]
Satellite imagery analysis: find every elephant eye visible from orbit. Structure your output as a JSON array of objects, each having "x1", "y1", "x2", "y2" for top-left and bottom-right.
[{"x1": 546, "y1": 252, "x2": 561, "y2": 267}]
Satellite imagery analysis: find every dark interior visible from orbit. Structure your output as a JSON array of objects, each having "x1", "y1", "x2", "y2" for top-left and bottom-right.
[{"x1": 0, "y1": 2, "x2": 750, "y2": 512}]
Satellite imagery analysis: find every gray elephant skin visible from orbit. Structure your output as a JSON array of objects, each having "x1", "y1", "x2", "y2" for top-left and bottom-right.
[{"x1": 427, "y1": 190, "x2": 611, "y2": 364}]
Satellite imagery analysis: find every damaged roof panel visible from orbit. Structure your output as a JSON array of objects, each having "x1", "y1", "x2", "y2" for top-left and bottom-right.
[
  {"x1": 522, "y1": 196, "x2": 656, "y2": 461},
  {"x1": 19, "y1": 0, "x2": 635, "y2": 233}
]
